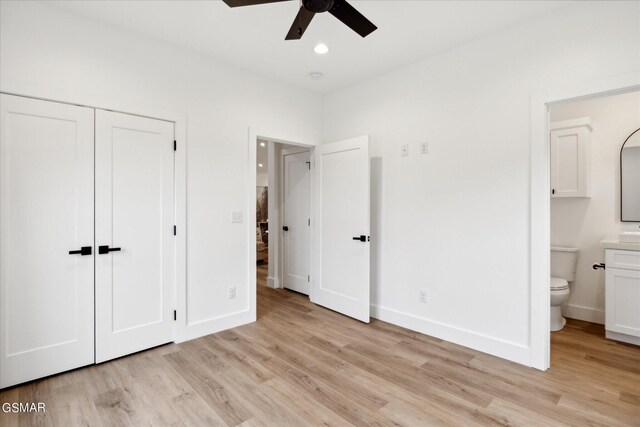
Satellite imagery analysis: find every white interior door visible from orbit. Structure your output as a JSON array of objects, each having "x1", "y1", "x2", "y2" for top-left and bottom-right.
[
  {"x1": 311, "y1": 136, "x2": 370, "y2": 322},
  {"x1": 283, "y1": 150, "x2": 311, "y2": 295},
  {"x1": 0, "y1": 95, "x2": 94, "y2": 387},
  {"x1": 95, "y1": 110, "x2": 175, "y2": 363}
]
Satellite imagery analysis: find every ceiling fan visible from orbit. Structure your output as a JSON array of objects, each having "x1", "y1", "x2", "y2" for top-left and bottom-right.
[{"x1": 221, "y1": 0, "x2": 377, "y2": 40}]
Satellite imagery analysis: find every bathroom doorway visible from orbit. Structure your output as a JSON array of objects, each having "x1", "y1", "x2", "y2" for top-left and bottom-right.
[{"x1": 546, "y1": 90, "x2": 640, "y2": 363}]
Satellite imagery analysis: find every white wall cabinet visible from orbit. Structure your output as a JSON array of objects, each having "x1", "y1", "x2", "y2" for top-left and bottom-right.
[
  {"x1": 550, "y1": 118, "x2": 592, "y2": 198},
  {"x1": 0, "y1": 94, "x2": 176, "y2": 388},
  {"x1": 604, "y1": 249, "x2": 640, "y2": 345}
]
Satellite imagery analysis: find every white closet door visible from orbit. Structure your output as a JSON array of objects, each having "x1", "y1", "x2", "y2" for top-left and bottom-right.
[
  {"x1": 283, "y1": 150, "x2": 311, "y2": 295},
  {"x1": 95, "y1": 110, "x2": 175, "y2": 363},
  {"x1": 0, "y1": 94, "x2": 94, "y2": 388},
  {"x1": 311, "y1": 136, "x2": 370, "y2": 322}
]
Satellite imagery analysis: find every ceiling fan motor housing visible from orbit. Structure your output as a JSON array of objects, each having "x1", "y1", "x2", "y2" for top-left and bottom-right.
[{"x1": 303, "y1": 0, "x2": 335, "y2": 13}]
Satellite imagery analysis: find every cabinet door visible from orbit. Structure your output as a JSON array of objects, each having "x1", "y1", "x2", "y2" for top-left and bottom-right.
[
  {"x1": 550, "y1": 127, "x2": 590, "y2": 197},
  {"x1": 0, "y1": 95, "x2": 94, "y2": 388},
  {"x1": 95, "y1": 110, "x2": 175, "y2": 363},
  {"x1": 605, "y1": 267, "x2": 640, "y2": 337}
]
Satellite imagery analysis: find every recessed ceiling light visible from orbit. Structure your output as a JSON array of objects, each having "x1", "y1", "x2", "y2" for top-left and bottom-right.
[
  {"x1": 260, "y1": 142, "x2": 266, "y2": 147},
  {"x1": 258, "y1": 163, "x2": 263, "y2": 168},
  {"x1": 314, "y1": 43, "x2": 329, "y2": 55},
  {"x1": 309, "y1": 72, "x2": 324, "y2": 81}
]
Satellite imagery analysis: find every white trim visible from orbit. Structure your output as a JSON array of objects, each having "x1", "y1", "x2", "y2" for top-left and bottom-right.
[
  {"x1": 0, "y1": 78, "x2": 189, "y2": 344},
  {"x1": 371, "y1": 305, "x2": 531, "y2": 366},
  {"x1": 564, "y1": 304, "x2": 605, "y2": 325},
  {"x1": 267, "y1": 276, "x2": 281, "y2": 289},
  {"x1": 550, "y1": 117, "x2": 592, "y2": 132},
  {"x1": 529, "y1": 71, "x2": 640, "y2": 371},
  {"x1": 181, "y1": 309, "x2": 254, "y2": 342},
  {"x1": 281, "y1": 147, "x2": 311, "y2": 156}
]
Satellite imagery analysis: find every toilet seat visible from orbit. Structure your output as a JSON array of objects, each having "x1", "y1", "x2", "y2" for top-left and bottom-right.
[{"x1": 550, "y1": 277, "x2": 569, "y2": 291}]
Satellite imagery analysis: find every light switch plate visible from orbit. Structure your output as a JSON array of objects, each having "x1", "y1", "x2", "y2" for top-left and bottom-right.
[
  {"x1": 419, "y1": 289, "x2": 428, "y2": 303},
  {"x1": 420, "y1": 142, "x2": 429, "y2": 154},
  {"x1": 232, "y1": 211, "x2": 243, "y2": 223}
]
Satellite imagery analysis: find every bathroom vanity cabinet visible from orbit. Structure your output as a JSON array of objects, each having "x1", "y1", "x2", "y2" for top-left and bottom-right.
[
  {"x1": 604, "y1": 248, "x2": 640, "y2": 345},
  {"x1": 550, "y1": 117, "x2": 592, "y2": 198}
]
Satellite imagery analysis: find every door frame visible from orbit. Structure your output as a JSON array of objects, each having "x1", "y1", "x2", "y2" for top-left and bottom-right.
[
  {"x1": 248, "y1": 128, "x2": 314, "y2": 321},
  {"x1": 0, "y1": 84, "x2": 188, "y2": 343},
  {"x1": 529, "y1": 72, "x2": 639, "y2": 370}
]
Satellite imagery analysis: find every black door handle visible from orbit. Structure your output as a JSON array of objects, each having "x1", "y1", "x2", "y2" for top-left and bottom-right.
[
  {"x1": 592, "y1": 263, "x2": 606, "y2": 270},
  {"x1": 352, "y1": 235, "x2": 369, "y2": 242},
  {"x1": 99, "y1": 245, "x2": 122, "y2": 255},
  {"x1": 283, "y1": 226, "x2": 289, "y2": 231},
  {"x1": 69, "y1": 246, "x2": 92, "y2": 255}
]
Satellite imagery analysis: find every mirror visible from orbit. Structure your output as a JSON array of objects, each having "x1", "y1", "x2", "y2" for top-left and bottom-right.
[{"x1": 621, "y1": 128, "x2": 640, "y2": 222}]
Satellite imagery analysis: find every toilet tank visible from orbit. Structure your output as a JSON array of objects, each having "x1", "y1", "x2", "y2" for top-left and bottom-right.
[{"x1": 550, "y1": 246, "x2": 579, "y2": 281}]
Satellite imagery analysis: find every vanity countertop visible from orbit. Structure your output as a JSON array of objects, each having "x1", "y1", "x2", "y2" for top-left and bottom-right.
[{"x1": 600, "y1": 239, "x2": 640, "y2": 251}]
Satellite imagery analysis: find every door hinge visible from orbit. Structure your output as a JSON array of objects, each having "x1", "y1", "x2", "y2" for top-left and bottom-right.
[
  {"x1": 174, "y1": 140, "x2": 177, "y2": 151},
  {"x1": 308, "y1": 218, "x2": 310, "y2": 226},
  {"x1": 173, "y1": 225, "x2": 177, "y2": 236},
  {"x1": 173, "y1": 310, "x2": 177, "y2": 321},
  {"x1": 307, "y1": 275, "x2": 310, "y2": 282},
  {"x1": 306, "y1": 161, "x2": 310, "y2": 170}
]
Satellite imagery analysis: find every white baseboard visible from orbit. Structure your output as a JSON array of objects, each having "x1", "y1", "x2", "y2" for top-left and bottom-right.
[
  {"x1": 177, "y1": 308, "x2": 254, "y2": 342},
  {"x1": 371, "y1": 304, "x2": 533, "y2": 367},
  {"x1": 267, "y1": 276, "x2": 281, "y2": 289},
  {"x1": 563, "y1": 304, "x2": 604, "y2": 325}
]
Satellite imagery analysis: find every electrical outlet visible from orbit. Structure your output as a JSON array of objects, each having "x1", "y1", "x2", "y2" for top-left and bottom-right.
[
  {"x1": 401, "y1": 144, "x2": 409, "y2": 157},
  {"x1": 231, "y1": 211, "x2": 243, "y2": 223},
  {"x1": 228, "y1": 286, "x2": 236, "y2": 299},
  {"x1": 419, "y1": 289, "x2": 428, "y2": 303},
  {"x1": 420, "y1": 142, "x2": 429, "y2": 154}
]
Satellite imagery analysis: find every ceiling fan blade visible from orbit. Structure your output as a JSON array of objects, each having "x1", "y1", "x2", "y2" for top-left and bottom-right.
[
  {"x1": 285, "y1": 7, "x2": 316, "y2": 40},
  {"x1": 221, "y1": 0, "x2": 292, "y2": 7},
  {"x1": 329, "y1": 0, "x2": 377, "y2": 38}
]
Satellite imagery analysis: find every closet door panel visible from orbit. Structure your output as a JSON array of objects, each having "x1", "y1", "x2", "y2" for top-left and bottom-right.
[
  {"x1": 0, "y1": 94, "x2": 94, "y2": 388},
  {"x1": 95, "y1": 110, "x2": 174, "y2": 363}
]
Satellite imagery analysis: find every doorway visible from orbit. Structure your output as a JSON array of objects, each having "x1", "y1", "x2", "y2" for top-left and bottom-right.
[
  {"x1": 547, "y1": 90, "x2": 640, "y2": 362},
  {"x1": 254, "y1": 139, "x2": 312, "y2": 299},
  {"x1": 529, "y1": 76, "x2": 640, "y2": 370},
  {"x1": 249, "y1": 133, "x2": 372, "y2": 324}
]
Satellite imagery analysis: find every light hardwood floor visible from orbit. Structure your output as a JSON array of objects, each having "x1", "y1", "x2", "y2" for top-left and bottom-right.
[{"x1": 1, "y1": 262, "x2": 639, "y2": 426}]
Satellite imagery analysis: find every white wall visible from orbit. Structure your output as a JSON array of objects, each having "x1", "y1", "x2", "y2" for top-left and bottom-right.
[
  {"x1": 0, "y1": 1, "x2": 322, "y2": 340},
  {"x1": 257, "y1": 174, "x2": 269, "y2": 187},
  {"x1": 323, "y1": 1, "x2": 640, "y2": 365},
  {"x1": 550, "y1": 91, "x2": 640, "y2": 324}
]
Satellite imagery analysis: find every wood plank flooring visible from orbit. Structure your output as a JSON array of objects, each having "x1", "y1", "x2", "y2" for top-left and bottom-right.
[{"x1": 1, "y1": 263, "x2": 639, "y2": 426}]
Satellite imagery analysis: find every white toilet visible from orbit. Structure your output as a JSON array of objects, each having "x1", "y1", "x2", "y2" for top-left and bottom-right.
[{"x1": 550, "y1": 246, "x2": 579, "y2": 332}]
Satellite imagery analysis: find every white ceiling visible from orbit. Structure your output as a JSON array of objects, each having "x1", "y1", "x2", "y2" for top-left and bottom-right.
[{"x1": 48, "y1": 0, "x2": 571, "y2": 93}]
